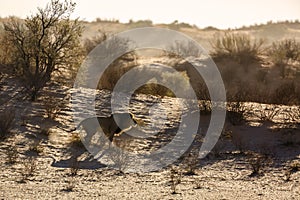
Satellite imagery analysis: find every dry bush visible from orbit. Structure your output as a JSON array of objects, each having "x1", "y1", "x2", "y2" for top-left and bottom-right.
[
  {"x1": 169, "y1": 166, "x2": 182, "y2": 194},
  {"x1": 127, "y1": 19, "x2": 153, "y2": 28},
  {"x1": 0, "y1": 108, "x2": 15, "y2": 140},
  {"x1": 268, "y1": 39, "x2": 300, "y2": 78},
  {"x1": 83, "y1": 31, "x2": 137, "y2": 91},
  {"x1": 211, "y1": 32, "x2": 264, "y2": 66},
  {"x1": 134, "y1": 69, "x2": 189, "y2": 97},
  {"x1": 83, "y1": 31, "x2": 107, "y2": 54}
]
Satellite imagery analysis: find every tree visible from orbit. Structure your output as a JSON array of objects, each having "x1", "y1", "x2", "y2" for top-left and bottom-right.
[{"x1": 3, "y1": 0, "x2": 83, "y2": 100}]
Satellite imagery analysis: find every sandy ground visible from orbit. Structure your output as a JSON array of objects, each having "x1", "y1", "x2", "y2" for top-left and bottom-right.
[{"x1": 0, "y1": 64, "x2": 300, "y2": 199}]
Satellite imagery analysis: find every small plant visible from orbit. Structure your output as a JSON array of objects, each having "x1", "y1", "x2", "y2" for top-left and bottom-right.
[
  {"x1": 169, "y1": 167, "x2": 182, "y2": 194},
  {"x1": 0, "y1": 108, "x2": 15, "y2": 140},
  {"x1": 6, "y1": 145, "x2": 18, "y2": 164},
  {"x1": 20, "y1": 156, "x2": 37, "y2": 182}
]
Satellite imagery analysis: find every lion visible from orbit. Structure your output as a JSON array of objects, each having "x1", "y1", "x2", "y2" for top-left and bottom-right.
[{"x1": 61, "y1": 112, "x2": 138, "y2": 143}]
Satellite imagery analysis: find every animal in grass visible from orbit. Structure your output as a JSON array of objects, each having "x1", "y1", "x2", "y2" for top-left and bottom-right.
[{"x1": 65, "y1": 112, "x2": 138, "y2": 142}]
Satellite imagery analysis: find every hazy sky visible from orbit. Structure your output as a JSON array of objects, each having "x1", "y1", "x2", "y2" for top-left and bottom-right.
[{"x1": 0, "y1": 0, "x2": 299, "y2": 29}]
